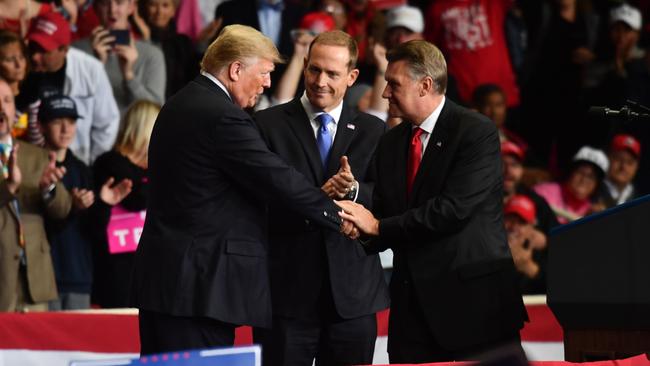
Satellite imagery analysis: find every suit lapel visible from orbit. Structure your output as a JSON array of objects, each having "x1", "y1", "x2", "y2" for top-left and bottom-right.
[
  {"x1": 284, "y1": 99, "x2": 325, "y2": 183},
  {"x1": 325, "y1": 105, "x2": 356, "y2": 178},
  {"x1": 408, "y1": 100, "x2": 454, "y2": 207}
]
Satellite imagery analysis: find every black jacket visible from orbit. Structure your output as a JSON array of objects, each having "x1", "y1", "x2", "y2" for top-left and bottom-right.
[
  {"x1": 255, "y1": 98, "x2": 389, "y2": 320},
  {"x1": 131, "y1": 75, "x2": 341, "y2": 328},
  {"x1": 370, "y1": 99, "x2": 527, "y2": 351}
]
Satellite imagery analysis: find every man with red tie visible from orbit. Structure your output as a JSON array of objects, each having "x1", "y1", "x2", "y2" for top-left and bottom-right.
[{"x1": 337, "y1": 40, "x2": 527, "y2": 363}]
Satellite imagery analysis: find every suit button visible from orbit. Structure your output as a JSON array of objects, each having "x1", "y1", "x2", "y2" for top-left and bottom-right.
[{"x1": 304, "y1": 219, "x2": 310, "y2": 225}]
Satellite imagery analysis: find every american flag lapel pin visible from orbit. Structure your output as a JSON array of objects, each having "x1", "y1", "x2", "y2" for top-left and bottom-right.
[{"x1": 347, "y1": 123, "x2": 356, "y2": 130}]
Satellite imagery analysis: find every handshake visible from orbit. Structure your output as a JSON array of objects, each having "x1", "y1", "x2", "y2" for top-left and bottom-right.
[{"x1": 320, "y1": 156, "x2": 379, "y2": 240}]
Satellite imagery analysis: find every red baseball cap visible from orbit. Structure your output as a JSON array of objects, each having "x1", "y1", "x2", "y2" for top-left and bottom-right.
[
  {"x1": 27, "y1": 12, "x2": 71, "y2": 52},
  {"x1": 610, "y1": 134, "x2": 641, "y2": 158},
  {"x1": 504, "y1": 195, "x2": 536, "y2": 224},
  {"x1": 299, "y1": 12, "x2": 336, "y2": 34},
  {"x1": 501, "y1": 141, "x2": 525, "y2": 162}
]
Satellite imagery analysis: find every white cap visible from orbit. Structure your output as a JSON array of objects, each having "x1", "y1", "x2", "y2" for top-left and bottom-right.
[
  {"x1": 610, "y1": 3, "x2": 642, "y2": 31},
  {"x1": 573, "y1": 146, "x2": 609, "y2": 175},
  {"x1": 386, "y1": 5, "x2": 424, "y2": 33}
]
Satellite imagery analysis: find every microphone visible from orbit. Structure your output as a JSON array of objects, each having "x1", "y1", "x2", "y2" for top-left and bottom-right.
[{"x1": 588, "y1": 106, "x2": 650, "y2": 122}]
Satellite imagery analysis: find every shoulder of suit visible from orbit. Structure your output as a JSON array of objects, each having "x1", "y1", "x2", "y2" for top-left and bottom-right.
[
  {"x1": 18, "y1": 141, "x2": 48, "y2": 158},
  {"x1": 446, "y1": 101, "x2": 496, "y2": 134},
  {"x1": 352, "y1": 111, "x2": 385, "y2": 127},
  {"x1": 254, "y1": 99, "x2": 298, "y2": 126}
]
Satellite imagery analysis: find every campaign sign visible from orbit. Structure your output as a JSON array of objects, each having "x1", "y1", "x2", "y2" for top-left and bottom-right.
[
  {"x1": 106, "y1": 206, "x2": 146, "y2": 254},
  {"x1": 69, "y1": 345, "x2": 261, "y2": 366}
]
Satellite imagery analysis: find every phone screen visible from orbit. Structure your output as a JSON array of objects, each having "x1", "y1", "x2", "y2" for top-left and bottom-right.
[{"x1": 109, "y1": 30, "x2": 130, "y2": 46}]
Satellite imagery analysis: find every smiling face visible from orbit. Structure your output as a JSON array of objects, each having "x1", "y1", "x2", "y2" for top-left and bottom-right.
[
  {"x1": 230, "y1": 57, "x2": 274, "y2": 109},
  {"x1": 304, "y1": 43, "x2": 358, "y2": 112},
  {"x1": 145, "y1": 0, "x2": 176, "y2": 29},
  {"x1": 567, "y1": 163, "x2": 599, "y2": 200},
  {"x1": 95, "y1": 0, "x2": 134, "y2": 29}
]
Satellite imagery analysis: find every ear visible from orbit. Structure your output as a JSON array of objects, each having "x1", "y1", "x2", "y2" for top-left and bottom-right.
[
  {"x1": 420, "y1": 76, "x2": 433, "y2": 97},
  {"x1": 228, "y1": 61, "x2": 243, "y2": 81},
  {"x1": 346, "y1": 68, "x2": 359, "y2": 87}
]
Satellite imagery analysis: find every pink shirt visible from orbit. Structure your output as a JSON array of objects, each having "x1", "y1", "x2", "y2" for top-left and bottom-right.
[{"x1": 533, "y1": 182, "x2": 591, "y2": 224}]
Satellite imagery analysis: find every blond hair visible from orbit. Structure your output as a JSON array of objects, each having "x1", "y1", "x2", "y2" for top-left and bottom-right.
[
  {"x1": 308, "y1": 30, "x2": 358, "y2": 70},
  {"x1": 200, "y1": 24, "x2": 283, "y2": 74},
  {"x1": 386, "y1": 40, "x2": 447, "y2": 94},
  {"x1": 114, "y1": 100, "x2": 160, "y2": 162}
]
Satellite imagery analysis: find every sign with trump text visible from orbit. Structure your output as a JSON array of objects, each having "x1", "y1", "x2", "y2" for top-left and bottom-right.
[{"x1": 107, "y1": 205, "x2": 146, "y2": 254}]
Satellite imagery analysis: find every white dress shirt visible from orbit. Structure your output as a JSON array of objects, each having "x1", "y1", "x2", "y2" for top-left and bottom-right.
[
  {"x1": 300, "y1": 92, "x2": 343, "y2": 145},
  {"x1": 201, "y1": 70, "x2": 231, "y2": 100},
  {"x1": 413, "y1": 96, "x2": 446, "y2": 158}
]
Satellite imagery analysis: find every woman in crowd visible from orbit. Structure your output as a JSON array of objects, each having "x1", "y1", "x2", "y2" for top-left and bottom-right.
[
  {"x1": 534, "y1": 146, "x2": 608, "y2": 224},
  {"x1": 91, "y1": 100, "x2": 158, "y2": 308},
  {"x1": 143, "y1": 0, "x2": 198, "y2": 98},
  {"x1": 0, "y1": 29, "x2": 30, "y2": 138}
]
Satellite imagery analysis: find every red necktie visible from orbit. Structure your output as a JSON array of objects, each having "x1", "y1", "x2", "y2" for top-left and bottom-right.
[{"x1": 407, "y1": 127, "x2": 424, "y2": 196}]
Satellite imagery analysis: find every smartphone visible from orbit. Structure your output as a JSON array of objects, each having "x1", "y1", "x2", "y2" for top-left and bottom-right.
[{"x1": 109, "y1": 29, "x2": 131, "y2": 46}]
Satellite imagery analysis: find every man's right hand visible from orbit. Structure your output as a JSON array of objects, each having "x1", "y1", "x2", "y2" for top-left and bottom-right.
[
  {"x1": 321, "y1": 156, "x2": 356, "y2": 199},
  {"x1": 90, "y1": 27, "x2": 115, "y2": 64},
  {"x1": 5, "y1": 144, "x2": 21, "y2": 194}
]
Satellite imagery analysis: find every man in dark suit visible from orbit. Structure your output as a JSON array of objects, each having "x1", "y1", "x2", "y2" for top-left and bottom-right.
[
  {"x1": 254, "y1": 31, "x2": 389, "y2": 366},
  {"x1": 130, "y1": 25, "x2": 343, "y2": 355},
  {"x1": 338, "y1": 40, "x2": 527, "y2": 363}
]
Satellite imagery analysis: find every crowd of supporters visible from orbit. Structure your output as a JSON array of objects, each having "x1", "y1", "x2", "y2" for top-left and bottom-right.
[{"x1": 0, "y1": 0, "x2": 648, "y2": 310}]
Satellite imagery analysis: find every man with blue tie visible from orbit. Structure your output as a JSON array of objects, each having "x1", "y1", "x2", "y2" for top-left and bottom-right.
[{"x1": 254, "y1": 31, "x2": 388, "y2": 366}]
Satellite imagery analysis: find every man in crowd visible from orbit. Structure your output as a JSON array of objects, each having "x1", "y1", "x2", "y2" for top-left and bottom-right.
[
  {"x1": 74, "y1": 0, "x2": 166, "y2": 112},
  {"x1": 503, "y1": 194, "x2": 547, "y2": 294},
  {"x1": 131, "y1": 25, "x2": 343, "y2": 355},
  {"x1": 501, "y1": 141, "x2": 558, "y2": 294},
  {"x1": 254, "y1": 30, "x2": 388, "y2": 366},
  {"x1": 597, "y1": 134, "x2": 641, "y2": 208},
  {"x1": 0, "y1": 78, "x2": 71, "y2": 312},
  {"x1": 19, "y1": 11, "x2": 119, "y2": 165},
  {"x1": 338, "y1": 40, "x2": 526, "y2": 363}
]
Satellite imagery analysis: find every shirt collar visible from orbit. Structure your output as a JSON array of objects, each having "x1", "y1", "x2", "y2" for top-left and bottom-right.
[
  {"x1": 300, "y1": 91, "x2": 343, "y2": 125},
  {"x1": 604, "y1": 178, "x2": 633, "y2": 199},
  {"x1": 201, "y1": 70, "x2": 232, "y2": 100},
  {"x1": 415, "y1": 96, "x2": 445, "y2": 134}
]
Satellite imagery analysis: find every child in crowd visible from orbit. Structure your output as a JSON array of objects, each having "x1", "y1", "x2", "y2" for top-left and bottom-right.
[{"x1": 38, "y1": 95, "x2": 95, "y2": 310}]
